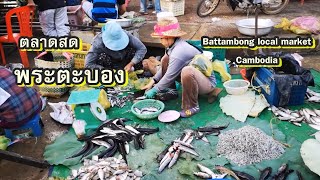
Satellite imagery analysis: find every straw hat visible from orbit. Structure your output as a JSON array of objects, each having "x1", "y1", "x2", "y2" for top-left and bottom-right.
[{"x1": 151, "y1": 15, "x2": 186, "y2": 38}]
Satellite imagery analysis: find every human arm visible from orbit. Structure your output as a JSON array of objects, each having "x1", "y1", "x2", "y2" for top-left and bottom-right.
[
  {"x1": 153, "y1": 56, "x2": 186, "y2": 91},
  {"x1": 117, "y1": 0, "x2": 126, "y2": 15},
  {"x1": 85, "y1": 35, "x2": 105, "y2": 69},
  {"x1": 27, "y1": 0, "x2": 36, "y2": 6},
  {"x1": 123, "y1": 32, "x2": 147, "y2": 71},
  {"x1": 152, "y1": 54, "x2": 168, "y2": 83},
  {"x1": 127, "y1": 32, "x2": 147, "y2": 64}
]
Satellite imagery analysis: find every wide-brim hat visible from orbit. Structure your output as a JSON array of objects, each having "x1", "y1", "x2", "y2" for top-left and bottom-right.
[
  {"x1": 102, "y1": 21, "x2": 129, "y2": 51},
  {"x1": 151, "y1": 16, "x2": 187, "y2": 38}
]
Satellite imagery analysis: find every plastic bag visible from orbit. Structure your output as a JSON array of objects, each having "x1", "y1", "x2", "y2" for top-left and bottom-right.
[
  {"x1": 275, "y1": 17, "x2": 320, "y2": 35},
  {"x1": 212, "y1": 60, "x2": 231, "y2": 82},
  {"x1": 291, "y1": 16, "x2": 320, "y2": 34},
  {"x1": 274, "y1": 18, "x2": 291, "y2": 31},
  {"x1": 189, "y1": 54, "x2": 213, "y2": 77},
  {"x1": 134, "y1": 78, "x2": 152, "y2": 90}
]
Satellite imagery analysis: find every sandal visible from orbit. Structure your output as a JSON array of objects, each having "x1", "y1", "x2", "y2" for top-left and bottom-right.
[
  {"x1": 139, "y1": 12, "x2": 149, "y2": 15},
  {"x1": 180, "y1": 107, "x2": 200, "y2": 118}
]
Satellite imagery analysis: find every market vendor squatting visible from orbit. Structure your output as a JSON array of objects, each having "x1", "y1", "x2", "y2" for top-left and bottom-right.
[{"x1": 201, "y1": 36, "x2": 314, "y2": 48}]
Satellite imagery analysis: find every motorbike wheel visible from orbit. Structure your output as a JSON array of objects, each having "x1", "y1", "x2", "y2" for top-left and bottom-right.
[
  {"x1": 197, "y1": 0, "x2": 220, "y2": 17},
  {"x1": 261, "y1": 0, "x2": 289, "y2": 15}
]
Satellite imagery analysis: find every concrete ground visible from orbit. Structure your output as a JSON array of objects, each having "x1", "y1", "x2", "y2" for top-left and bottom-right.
[{"x1": 0, "y1": 0, "x2": 319, "y2": 179}]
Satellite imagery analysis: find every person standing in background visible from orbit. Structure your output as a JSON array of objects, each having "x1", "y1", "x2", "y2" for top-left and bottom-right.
[
  {"x1": 27, "y1": 0, "x2": 70, "y2": 37},
  {"x1": 81, "y1": 0, "x2": 127, "y2": 23},
  {"x1": 139, "y1": 0, "x2": 160, "y2": 15}
]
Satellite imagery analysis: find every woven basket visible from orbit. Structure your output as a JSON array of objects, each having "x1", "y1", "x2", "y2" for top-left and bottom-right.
[
  {"x1": 131, "y1": 99, "x2": 165, "y2": 120},
  {"x1": 34, "y1": 52, "x2": 74, "y2": 98}
]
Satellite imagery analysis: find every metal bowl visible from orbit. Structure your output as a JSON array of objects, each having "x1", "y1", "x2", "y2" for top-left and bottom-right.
[
  {"x1": 107, "y1": 18, "x2": 133, "y2": 28},
  {"x1": 235, "y1": 18, "x2": 275, "y2": 36}
]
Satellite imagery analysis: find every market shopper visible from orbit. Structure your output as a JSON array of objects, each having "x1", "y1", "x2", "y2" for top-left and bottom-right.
[
  {"x1": 139, "y1": 0, "x2": 161, "y2": 15},
  {"x1": 81, "y1": 0, "x2": 126, "y2": 23},
  {"x1": 142, "y1": 15, "x2": 217, "y2": 118},
  {"x1": 0, "y1": 67, "x2": 42, "y2": 129},
  {"x1": 27, "y1": 0, "x2": 70, "y2": 37},
  {"x1": 85, "y1": 21, "x2": 147, "y2": 71}
]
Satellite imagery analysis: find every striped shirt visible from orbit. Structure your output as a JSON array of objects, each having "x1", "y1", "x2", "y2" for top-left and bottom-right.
[{"x1": 89, "y1": 0, "x2": 125, "y2": 22}]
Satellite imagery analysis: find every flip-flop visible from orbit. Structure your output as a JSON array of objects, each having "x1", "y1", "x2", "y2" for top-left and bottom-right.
[
  {"x1": 180, "y1": 107, "x2": 200, "y2": 118},
  {"x1": 139, "y1": 12, "x2": 149, "y2": 15}
]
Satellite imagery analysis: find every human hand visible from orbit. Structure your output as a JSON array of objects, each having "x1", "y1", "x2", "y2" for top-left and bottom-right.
[
  {"x1": 145, "y1": 88, "x2": 157, "y2": 99},
  {"x1": 141, "y1": 79, "x2": 155, "y2": 91},
  {"x1": 124, "y1": 62, "x2": 134, "y2": 72}
]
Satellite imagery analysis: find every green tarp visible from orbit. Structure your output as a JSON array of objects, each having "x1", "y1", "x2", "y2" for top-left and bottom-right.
[{"x1": 47, "y1": 69, "x2": 320, "y2": 179}]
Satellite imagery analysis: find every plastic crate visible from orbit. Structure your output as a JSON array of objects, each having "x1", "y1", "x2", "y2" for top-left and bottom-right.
[
  {"x1": 253, "y1": 68, "x2": 307, "y2": 107},
  {"x1": 72, "y1": 43, "x2": 91, "y2": 69},
  {"x1": 67, "y1": 5, "x2": 83, "y2": 30},
  {"x1": 160, "y1": 0, "x2": 185, "y2": 16}
]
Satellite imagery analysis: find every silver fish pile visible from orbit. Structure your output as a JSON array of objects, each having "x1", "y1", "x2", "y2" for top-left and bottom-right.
[
  {"x1": 156, "y1": 124, "x2": 229, "y2": 173},
  {"x1": 270, "y1": 106, "x2": 320, "y2": 128},
  {"x1": 67, "y1": 155, "x2": 143, "y2": 180},
  {"x1": 108, "y1": 95, "x2": 134, "y2": 108},
  {"x1": 216, "y1": 125, "x2": 285, "y2": 166},
  {"x1": 193, "y1": 164, "x2": 227, "y2": 179},
  {"x1": 306, "y1": 88, "x2": 320, "y2": 103},
  {"x1": 157, "y1": 129, "x2": 199, "y2": 173},
  {"x1": 133, "y1": 107, "x2": 159, "y2": 115}
]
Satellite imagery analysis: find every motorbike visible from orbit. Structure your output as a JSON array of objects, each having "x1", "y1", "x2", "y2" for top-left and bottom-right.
[{"x1": 197, "y1": 0, "x2": 290, "y2": 17}]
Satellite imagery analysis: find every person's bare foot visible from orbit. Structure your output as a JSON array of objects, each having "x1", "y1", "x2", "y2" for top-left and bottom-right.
[{"x1": 207, "y1": 88, "x2": 222, "y2": 104}]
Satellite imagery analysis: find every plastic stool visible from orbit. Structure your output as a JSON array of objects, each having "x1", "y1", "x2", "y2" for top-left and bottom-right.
[{"x1": 4, "y1": 114, "x2": 42, "y2": 140}]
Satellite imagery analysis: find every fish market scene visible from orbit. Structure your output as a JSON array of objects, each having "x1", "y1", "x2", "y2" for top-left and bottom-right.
[{"x1": 0, "y1": 0, "x2": 320, "y2": 179}]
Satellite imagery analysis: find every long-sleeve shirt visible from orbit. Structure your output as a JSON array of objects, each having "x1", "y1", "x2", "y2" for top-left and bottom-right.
[
  {"x1": 0, "y1": 67, "x2": 42, "y2": 129},
  {"x1": 153, "y1": 38, "x2": 216, "y2": 91},
  {"x1": 85, "y1": 32, "x2": 147, "y2": 69}
]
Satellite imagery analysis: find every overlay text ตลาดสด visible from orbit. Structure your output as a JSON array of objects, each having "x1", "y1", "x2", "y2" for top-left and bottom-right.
[{"x1": 201, "y1": 36, "x2": 315, "y2": 49}]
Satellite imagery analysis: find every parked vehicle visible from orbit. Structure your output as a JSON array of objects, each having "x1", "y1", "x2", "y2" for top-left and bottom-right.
[{"x1": 197, "y1": 0, "x2": 289, "y2": 17}]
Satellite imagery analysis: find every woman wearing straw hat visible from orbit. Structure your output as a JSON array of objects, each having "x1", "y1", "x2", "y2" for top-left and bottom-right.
[
  {"x1": 85, "y1": 21, "x2": 147, "y2": 71},
  {"x1": 142, "y1": 15, "x2": 217, "y2": 118}
]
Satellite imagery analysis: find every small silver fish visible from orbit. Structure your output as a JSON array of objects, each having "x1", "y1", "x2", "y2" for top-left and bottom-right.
[
  {"x1": 91, "y1": 140, "x2": 111, "y2": 148},
  {"x1": 158, "y1": 153, "x2": 173, "y2": 173},
  {"x1": 197, "y1": 164, "x2": 214, "y2": 175},
  {"x1": 168, "y1": 150, "x2": 180, "y2": 168},
  {"x1": 141, "y1": 107, "x2": 159, "y2": 112},
  {"x1": 125, "y1": 141, "x2": 130, "y2": 154},
  {"x1": 194, "y1": 172, "x2": 211, "y2": 179},
  {"x1": 178, "y1": 145, "x2": 199, "y2": 156}
]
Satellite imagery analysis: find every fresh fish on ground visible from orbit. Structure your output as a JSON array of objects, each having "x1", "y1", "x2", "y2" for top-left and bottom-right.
[
  {"x1": 215, "y1": 166, "x2": 240, "y2": 180},
  {"x1": 158, "y1": 153, "x2": 173, "y2": 173},
  {"x1": 197, "y1": 164, "x2": 215, "y2": 176},
  {"x1": 168, "y1": 149, "x2": 180, "y2": 168},
  {"x1": 296, "y1": 171, "x2": 303, "y2": 180},
  {"x1": 233, "y1": 170, "x2": 255, "y2": 180},
  {"x1": 193, "y1": 172, "x2": 212, "y2": 179},
  {"x1": 91, "y1": 140, "x2": 111, "y2": 148},
  {"x1": 259, "y1": 167, "x2": 272, "y2": 180},
  {"x1": 273, "y1": 164, "x2": 288, "y2": 179},
  {"x1": 68, "y1": 156, "x2": 142, "y2": 180},
  {"x1": 178, "y1": 145, "x2": 199, "y2": 156}
]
